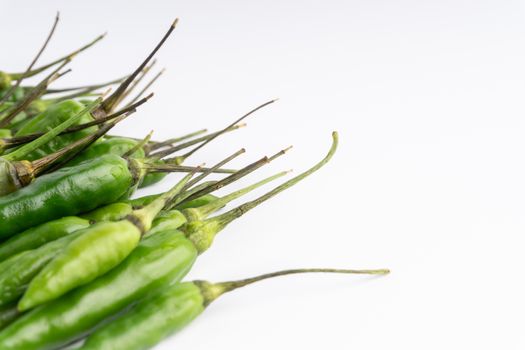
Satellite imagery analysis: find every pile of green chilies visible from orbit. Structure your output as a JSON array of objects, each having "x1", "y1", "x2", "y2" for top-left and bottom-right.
[{"x1": 0, "y1": 15, "x2": 389, "y2": 350}]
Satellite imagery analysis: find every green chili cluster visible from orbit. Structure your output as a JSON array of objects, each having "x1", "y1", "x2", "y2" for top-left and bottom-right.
[{"x1": 0, "y1": 15, "x2": 389, "y2": 350}]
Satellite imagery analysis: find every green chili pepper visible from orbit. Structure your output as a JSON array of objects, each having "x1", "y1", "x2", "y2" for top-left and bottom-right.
[
  {"x1": 0, "y1": 216, "x2": 90, "y2": 263},
  {"x1": 0, "y1": 104, "x2": 124, "y2": 197},
  {"x1": 0, "y1": 228, "x2": 197, "y2": 350},
  {"x1": 80, "y1": 267, "x2": 389, "y2": 350},
  {"x1": 66, "y1": 136, "x2": 146, "y2": 167},
  {"x1": 0, "y1": 129, "x2": 11, "y2": 138},
  {"x1": 0, "y1": 154, "x2": 133, "y2": 240},
  {"x1": 0, "y1": 29, "x2": 105, "y2": 97},
  {"x1": 79, "y1": 202, "x2": 134, "y2": 222},
  {"x1": 0, "y1": 231, "x2": 83, "y2": 307},
  {"x1": 0, "y1": 197, "x2": 142, "y2": 263}
]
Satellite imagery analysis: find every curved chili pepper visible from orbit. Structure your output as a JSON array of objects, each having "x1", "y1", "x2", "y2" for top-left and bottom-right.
[
  {"x1": 0, "y1": 228, "x2": 197, "y2": 349},
  {"x1": 66, "y1": 136, "x2": 146, "y2": 167},
  {"x1": 0, "y1": 154, "x2": 133, "y2": 239},
  {"x1": 80, "y1": 267, "x2": 389, "y2": 350},
  {"x1": 0, "y1": 216, "x2": 90, "y2": 262},
  {"x1": 0, "y1": 231, "x2": 83, "y2": 307}
]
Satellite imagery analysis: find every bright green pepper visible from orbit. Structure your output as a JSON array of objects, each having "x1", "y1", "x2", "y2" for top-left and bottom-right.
[
  {"x1": 18, "y1": 221, "x2": 143, "y2": 311},
  {"x1": 0, "y1": 231, "x2": 82, "y2": 306},
  {"x1": 79, "y1": 202, "x2": 133, "y2": 222},
  {"x1": 0, "y1": 112, "x2": 115, "y2": 198},
  {"x1": 65, "y1": 136, "x2": 145, "y2": 167},
  {"x1": 0, "y1": 229, "x2": 197, "y2": 350},
  {"x1": 0, "y1": 200, "x2": 136, "y2": 263},
  {"x1": 82, "y1": 282, "x2": 203, "y2": 350},
  {"x1": 0, "y1": 154, "x2": 134, "y2": 240},
  {"x1": 0, "y1": 216, "x2": 90, "y2": 262},
  {"x1": 80, "y1": 267, "x2": 389, "y2": 350},
  {"x1": 139, "y1": 170, "x2": 167, "y2": 188}
]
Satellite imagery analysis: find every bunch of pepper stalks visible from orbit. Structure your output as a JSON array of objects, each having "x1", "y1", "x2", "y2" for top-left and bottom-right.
[{"x1": 0, "y1": 15, "x2": 389, "y2": 350}]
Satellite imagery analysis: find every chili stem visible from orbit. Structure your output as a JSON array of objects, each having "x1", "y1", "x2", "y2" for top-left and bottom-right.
[
  {"x1": 176, "y1": 99, "x2": 277, "y2": 163},
  {"x1": 11, "y1": 32, "x2": 106, "y2": 79},
  {"x1": 152, "y1": 124, "x2": 245, "y2": 159},
  {"x1": 146, "y1": 128, "x2": 208, "y2": 153},
  {"x1": 179, "y1": 145, "x2": 291, "y2": 205},
  {"x1": 125, "y1": 68, "x2": 165, "y2": 108},
  {"x1": 213, "y1": 132, "x2": 338, "y2": 229},
  {"x1": 123, "y1": 131, "x2": 153, "y2": 158},
  {"x1": 0, "y1": 12, "x2": 60, "y2": 104},
  {"x1": 100, "y1": 19, "x2": 178, "y2": 114}
]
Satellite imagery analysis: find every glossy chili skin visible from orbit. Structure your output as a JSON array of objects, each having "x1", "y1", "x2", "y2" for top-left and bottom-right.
[
  {"x1": 14, "y1": 100, "x2": 96, "y2": 161},
  {"x1": 80, "y1": 282, "x2": 204, "y2": 350},
  {"x1": 139, "y1": 171, "x2": 167, "y2": 188},
  {"x1": 19, "y1": 221, "x2": 142, "y2": 311},
  {"x1": 0, "y1": 202, "x2": 134, "y2": 263},
  {"x1": 0, "y1": 154, "x2": 133, "y2": 240},
  {"x1": 0, "y1": 229, "x2": 198, "y2": 350},
  {"x1": 80, "y1": 202, "x2": 133, "y2": 222},
  {"x1": 0, "y1": 231, "x2": 82, "y2": 307},
  {"x1": 65, "y1": 137, "x2": 145, "y2": 167},
  {"x1": 0, "y1": 216, "x2": 90, "y2": 262},
  {"x1": 146, "y1": 210, "x2": 188, "y2": 237}
]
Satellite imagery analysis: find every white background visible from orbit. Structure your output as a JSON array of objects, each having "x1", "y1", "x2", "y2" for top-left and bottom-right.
[{"x1": 3, "y1": 0, "x2": 525, "y2": 349}]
